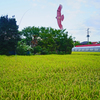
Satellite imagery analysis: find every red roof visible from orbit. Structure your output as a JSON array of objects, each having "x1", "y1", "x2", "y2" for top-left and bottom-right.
[
  {"x1": 76, "y1": 44, "x2": 100, "y2": 47},
  {"x1": 92, "y1": 42, "x2": 97, "y2": 44}
]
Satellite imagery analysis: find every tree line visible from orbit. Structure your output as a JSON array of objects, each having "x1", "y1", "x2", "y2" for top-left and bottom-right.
[{"x1": 0, "y1": 15, "x2": 74, "y2": 55}]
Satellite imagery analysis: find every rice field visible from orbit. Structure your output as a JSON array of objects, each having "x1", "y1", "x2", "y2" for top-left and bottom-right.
[{"x1": 0, "y1": 52, "x2": 100, "y2": 100}]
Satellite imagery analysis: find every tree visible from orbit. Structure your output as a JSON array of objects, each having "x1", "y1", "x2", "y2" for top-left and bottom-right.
[
  {"x1": 74, "y1": 41, "x2": 80, "y2": 46},
  {"x1": 54, "y1": 29, "x2": 73, "y2": 54},
  {"x1": 21, "y1": 26, "x2": 40, "y2": 46},
  {"x1": 38, "y1": 28, "x2": 74, "y2": 54},
  {"x1": 38, "y1": 27, "x2": 57, "y2": 53},
  {"x1": 20, "y1": 26, "x2": 74, "y2": 55},
  {"x1": 0, "y1": 15, "x2": 20, "y2": 55},
  {"x1": 97, "y1": 41, "x2": 100, "y2": 44}
]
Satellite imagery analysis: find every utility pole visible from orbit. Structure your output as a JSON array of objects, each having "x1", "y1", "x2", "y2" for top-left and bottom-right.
[{"x1": 87, "y1": 28, "x2": 90, "y2": 44}]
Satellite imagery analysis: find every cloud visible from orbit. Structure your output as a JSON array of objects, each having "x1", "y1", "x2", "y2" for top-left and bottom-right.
[
  {"x1": 85, "y1": 13, "x2": 100, "y2": 29},
  {"x1": 91, "y1": 0, "x2": 100, "y2": 8},
  {"x1": 49, "y1": 2, "x2": 56, "y2": 7},
  {"x1": 32, "y1": 3, "x2": 37, "y2": 7},
  {"x1": 20, "y1": 0, "x2": 100, "y2": 42}
]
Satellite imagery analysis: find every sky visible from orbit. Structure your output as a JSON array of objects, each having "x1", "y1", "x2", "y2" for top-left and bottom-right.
[{"x1": 0, "y1": 0, "x2": 100, "y2": 42}]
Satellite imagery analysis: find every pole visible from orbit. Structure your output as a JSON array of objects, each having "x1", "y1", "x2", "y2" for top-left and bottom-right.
[{"x1": 87, "y1": 28, "x2": 90, "y2": 44}]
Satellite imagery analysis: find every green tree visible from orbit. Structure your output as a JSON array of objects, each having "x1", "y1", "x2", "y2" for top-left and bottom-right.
[
  {"x1": 88, "y1": 42, "x2": 92, "y2": 44},
  {"x1": 54, "y1": 29, "x2": 73, "y2": 54},
  {"x1": 20, "y1": 26, "x2": 74, "y2": 55},
  {"x1": 0, "y1": 15, "x2": 20, "y2": 55},
  {"x1": 97, "y1": 41, "x2": 100, "y2": 44},
  {"x1": 39, "y1": 28, "x2": 74, "y2": 54},
  {"x1": 38, "y1": 27, "x2": 57, "y2": 53},
  {"x1": 21, "y1": 26, "x2": 40, "y2": 45},
  {"x1": 74, "y1": 41, "x2": 80, "y2": 46}
]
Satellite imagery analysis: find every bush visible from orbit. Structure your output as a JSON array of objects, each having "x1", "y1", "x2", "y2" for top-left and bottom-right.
[
  {"x1": 16, "y1": 41, "x2": 33, "y2": 55},
  {"x1": 40, "y1": 48, "x2": 49, "y2": 55},
  {"x1": 33, "y1": 46, "x2": 42, "y2": 54}
]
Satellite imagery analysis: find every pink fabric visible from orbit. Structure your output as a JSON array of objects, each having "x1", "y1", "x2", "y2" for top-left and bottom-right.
[{"x1": 56, "y1": 4, "x2": 64, "y2": 30}]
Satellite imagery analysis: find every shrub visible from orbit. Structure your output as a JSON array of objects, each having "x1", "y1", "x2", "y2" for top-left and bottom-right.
[
  {"x1": 40, "y1": 48, "x2": 49, "y2": 55},
  {"x1": 16, "y1": 41, "x2": 33, "y2": 55},
  {"x1": 33, "y1": 46, "x2": 42, "y2": 54}
]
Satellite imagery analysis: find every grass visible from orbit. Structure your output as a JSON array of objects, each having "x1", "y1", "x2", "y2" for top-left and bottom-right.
[{"x1": 0, "y1": 52, "x2": 100, "y2": 100}]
